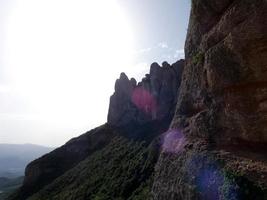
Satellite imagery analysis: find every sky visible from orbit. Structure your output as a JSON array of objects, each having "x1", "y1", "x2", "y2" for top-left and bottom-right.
[{"x1": 0, "y1": 0, "x2": 191, "y2": 147}]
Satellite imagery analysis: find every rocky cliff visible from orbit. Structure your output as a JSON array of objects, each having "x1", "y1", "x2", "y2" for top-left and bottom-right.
[
  {"x1": 9, "y1": 61, "x2": 184, "y2": 200},
  {"x1": 152, "y1": 0, "x2": 267, "y2": 199},
  {"x1": 9, "y1": 0, "x2": 267, "y2": 199},
  {"x1": 108, "y1": 60, "x2": 184, "y2": 141},
  {"x1": 108, "y1": 61, "x2": 184, "y2": 129}
]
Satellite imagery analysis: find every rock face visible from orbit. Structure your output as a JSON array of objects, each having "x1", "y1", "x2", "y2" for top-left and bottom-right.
[
  {"x1": 174, "y1": 0, "x2": 267, "y2": 144},
  {"x1": 152, "y1": 0, "x2": 267, "y2": 199},
  {"x1": 107, "y1": 60, "x2": 184, "y2": 142},
  {"x1": 10, "y1": 61, "x2": 184, "y2": 200},
  {"x1": 8, "y1": 1, "x2": 267, "y2": 199},
  {"x1": 108, "y1": 60, "x2": 184, "y2": 130}
]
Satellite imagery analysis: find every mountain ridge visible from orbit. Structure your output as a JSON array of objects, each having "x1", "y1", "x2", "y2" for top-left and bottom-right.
[
  {"x1": 9, "y1": 60, "x2": 184, "y2": 200},
  {"x1": 8, "y1": 0, "x2": 267, "y2": 199}
]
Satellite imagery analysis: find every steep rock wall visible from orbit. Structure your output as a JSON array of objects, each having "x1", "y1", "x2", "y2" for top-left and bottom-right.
[
  {"x1": 174, "y1": 0, "x2": 267, "y2": 144},
  {"x1": 108, "y1": 60, "x2": 184, "y2": 126},
  {"x1": 108, "y1": 60, "x2": 184, "y2": 141},
  {"x1": 152, "y1": 0, "x2": 267, "y2": 199}
]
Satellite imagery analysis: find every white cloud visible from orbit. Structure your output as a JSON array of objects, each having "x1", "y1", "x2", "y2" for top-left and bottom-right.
[
  {"x1": 174, "y1": 49, "x2": 185, "y2": 59},
  {"x1": 135, "y1": 47, "x2": 152, "y2": 54},
  {"x1": 158, "y1": 42, "x2": 168, "y2": 49}
]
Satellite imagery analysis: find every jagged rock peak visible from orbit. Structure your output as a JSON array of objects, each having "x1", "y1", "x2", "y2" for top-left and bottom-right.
[
  {"x1": 149, "y1": 62, "x2": 161, "y2": 75},
  {"x1": 130, "y1": 77, "x2": 137, "y2": 86},
  {"x1": 108, "y1": 59, "x2": 184, "y2": 128},
  {"x1": 119, "y1": 72, "x2": 128, "y2": 80}
]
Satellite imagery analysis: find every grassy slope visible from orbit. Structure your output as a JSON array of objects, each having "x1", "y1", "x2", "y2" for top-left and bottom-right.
[
  {"x1": 28, "y1": 136, "x2": 160, "y2": 200},
  {"x1": 8, "y1": 124, "x2": 118, "y2": 200}
]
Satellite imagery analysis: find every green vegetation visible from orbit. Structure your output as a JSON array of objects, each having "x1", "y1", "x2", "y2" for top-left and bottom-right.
[
  {"x1": 192, "y1": 52, "x2": 204, "y2": 65},
  {"x1": 28, "y1": 136, "x2": 159, "y2": 200}
]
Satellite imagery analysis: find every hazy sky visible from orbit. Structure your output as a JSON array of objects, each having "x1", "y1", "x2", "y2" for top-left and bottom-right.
[{"x1": 0, "y1": 0, "x2": 191, "y2": 147}]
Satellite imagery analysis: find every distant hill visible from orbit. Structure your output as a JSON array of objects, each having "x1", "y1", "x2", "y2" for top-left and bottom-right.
[{"x1": 0, "y1": 144, "x2": 54, "y2": 178}]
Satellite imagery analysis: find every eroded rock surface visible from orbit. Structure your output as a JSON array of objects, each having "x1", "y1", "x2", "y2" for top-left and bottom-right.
[
  {"x1": 174, "y1": 0, "x2": 267, "y2": 144},
  {"x1": 108, "y1": 60, "x2": 184, "y2": 140},
  {"x1": 108, "y1": 60, "x2": 184, "y2": 126},
  {"x1": 152, "y1": 0, "x2": 267, "y2": 199}
]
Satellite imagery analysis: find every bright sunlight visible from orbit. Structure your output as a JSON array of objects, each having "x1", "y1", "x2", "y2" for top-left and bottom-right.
[{"x1": 3, "y1": 0, "x2": 135, "y2": 145}]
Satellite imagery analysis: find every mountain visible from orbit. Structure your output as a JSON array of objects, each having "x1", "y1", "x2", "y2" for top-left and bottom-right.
[
  {"x1": 9, "y1": 0, "x2": 267, "y2": 200},
  {"x1": 9, "y1": 60, "x2": 184, "y2": 200},
  {"x1": 0, "y1": 144, "x2": 53, "y2": 178}
]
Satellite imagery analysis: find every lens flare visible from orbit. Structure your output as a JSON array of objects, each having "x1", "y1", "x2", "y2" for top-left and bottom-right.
[
  {"x1": 196, "y1": 168, "x2": 224, "y2": 200},
  {"x1": 187, "y1": 156, "x2": 238, "y2": 200},
  {"x1": 162, "y1": 129, "x2": 185, "y2": 153},
  {"x1": 131, "y1": 87, "x2": 157, "y2": 116}
]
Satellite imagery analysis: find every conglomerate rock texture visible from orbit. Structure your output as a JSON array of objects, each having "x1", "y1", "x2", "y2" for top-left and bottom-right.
[{"x1": 152, "y1": 0, "x2": 267, "y2": 199}]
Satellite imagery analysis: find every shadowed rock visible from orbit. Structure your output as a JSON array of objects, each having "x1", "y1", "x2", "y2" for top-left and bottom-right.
[
  {"x1": 108, "y1": 60, "x2": 184, "y2": 129},
  {"x1": 11, "y1": 60, "x2": 184, "y2": 200},
  {"x1": 152, "y1": 1, "x2": 267, "y2": 199}
]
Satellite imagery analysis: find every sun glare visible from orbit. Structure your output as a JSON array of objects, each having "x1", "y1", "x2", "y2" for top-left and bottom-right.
[{"x1": 4, "y1": 0, "x2": 135, "y2": 145}]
